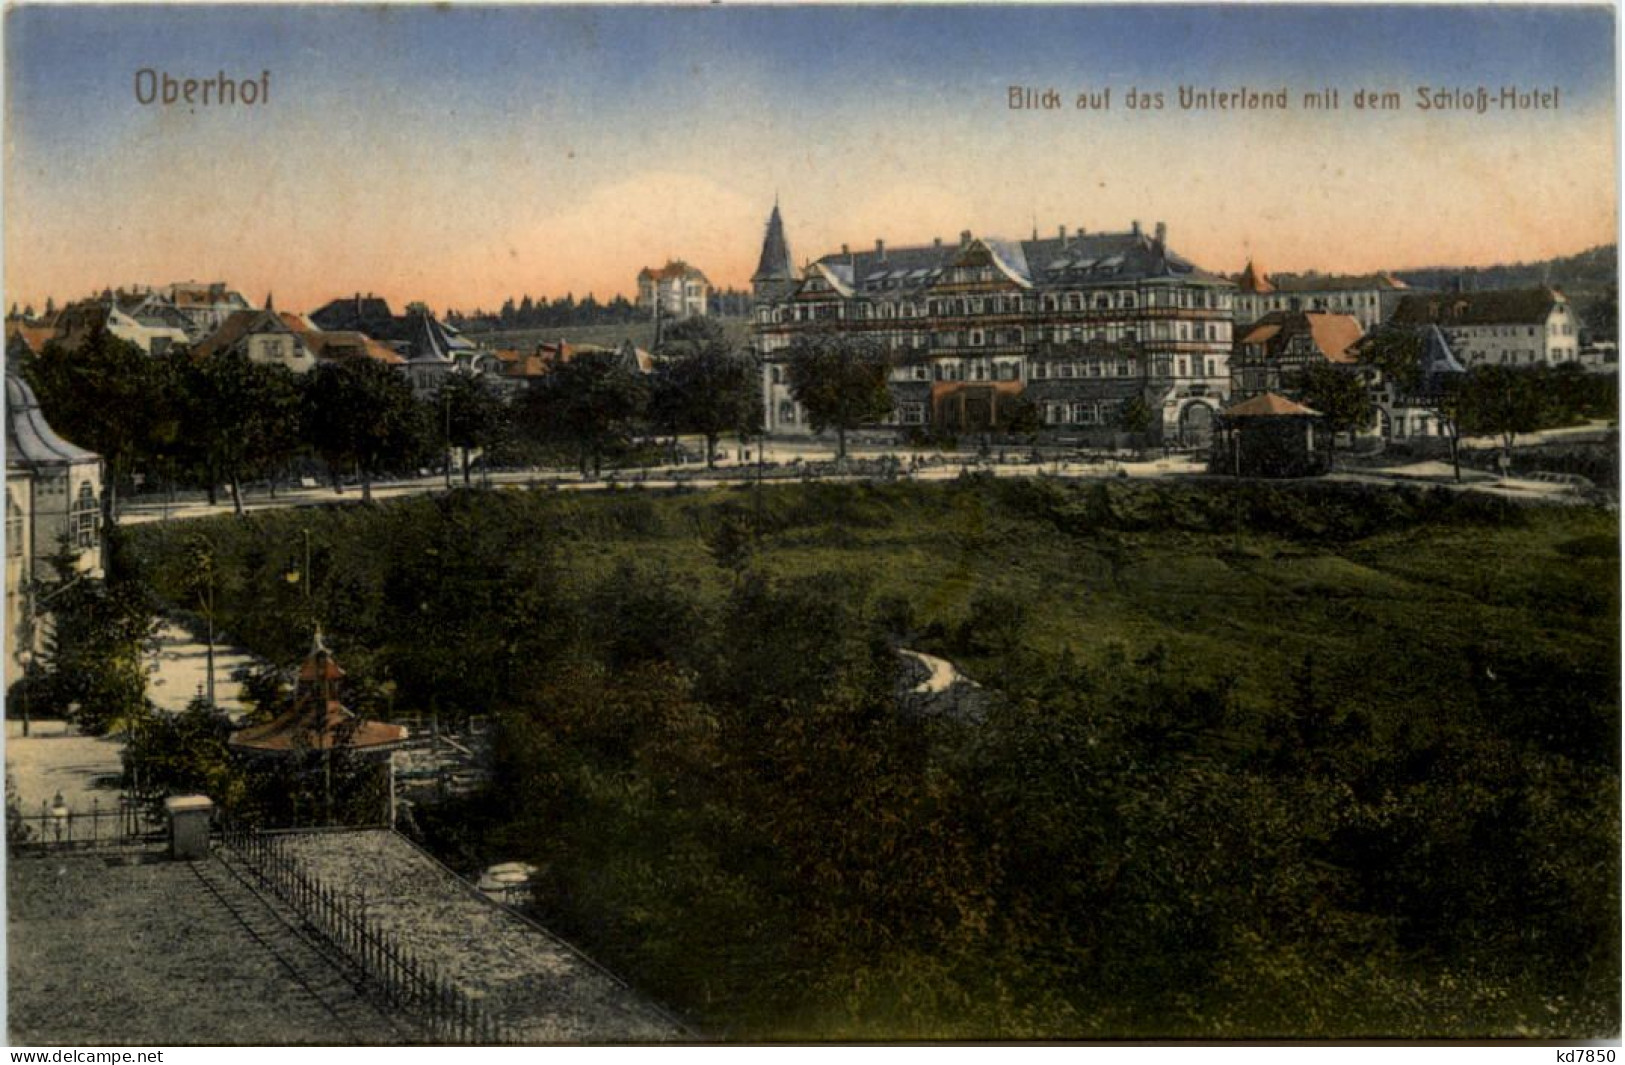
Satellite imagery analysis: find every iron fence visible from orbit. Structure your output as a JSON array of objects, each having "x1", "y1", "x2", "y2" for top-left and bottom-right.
[
  {"x1": 220, "y1": 824, "x2": 509, "y2": 1044},
  {"x1": 11, "y1": 797, "x2": 158, "y2": 849}
]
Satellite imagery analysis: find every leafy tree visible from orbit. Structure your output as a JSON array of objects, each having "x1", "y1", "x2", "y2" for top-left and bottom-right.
[
  {"x1": 1116, "y1": 394, "x2": 1157, "y2": 435},
  {"x1": 23, "y1": 325, "x2": 164, "y2": 528},
  {"x1": 17, "y1": 547, "x2": 157, "y2": 736},
  {"x1": 1357, "y1": 325, "x2": 1468, "y2": 481},
  {"x1": 182, "y1": 352, "x2": 303, "y2": 514},
  {"x1": 655, "y1": 318, "x2": 762, "y2": 466},
  {"x1": 516, "y1": 350, "x2": 648, "y2": 477},
  {"x1": 1001, "y1": 394, "x2": 1041, "y2": 436},
  {"x1": 785, "y1": 329, "x2": 894, "y2": 461},
  {"x1": 1458, "y1": 364, "x2": 1564, "y2": 470},
  {"x1": 1293, "y1": 362, "x2": 1374, "y2": 455},
  {"x1": 302, "y1": 357, "x2": 424, "y2": 502},
  {"x1": 436, "y1": 373, "x2": 509, "y2": 486}
]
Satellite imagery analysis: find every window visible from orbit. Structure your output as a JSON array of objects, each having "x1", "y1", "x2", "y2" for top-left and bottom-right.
[
  {"x1": 1034, "y1": 362, "x2": 1048, "y2": 380},
  {"x1": 71, "y1": 481, "x2": 97, "y2": 549},
  {"x1": 1072, "y1": 402, "x2": 1096, "y2": 425},
  {"x1": 778, "y1": 400, "x2": 797, "y2": 425},
  {"x1": 901, "y1": 403, "x2": 926, "y2": 425}
]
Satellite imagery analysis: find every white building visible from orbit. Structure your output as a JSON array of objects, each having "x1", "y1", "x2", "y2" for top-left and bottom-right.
[
  {"x1": 637, "y1": 261, "x2": 710, "y2": 320},
  {"x1": 1389, "y1": 287, "x2": 1581, "y2": 367},
  {"x1": 1233, "y1": 260, "x2": 1411, "y2": 331}
]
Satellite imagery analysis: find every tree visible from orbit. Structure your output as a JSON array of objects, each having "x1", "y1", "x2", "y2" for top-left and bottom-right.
[
  {"x1": 1293, "y1": 362, "x2": 1374, "y2": 457},
  {"x1": 181, "y1": 352, "x2": 303, "y2": 514},
  {"x1": 516, "y1": 350, "x2": 648, "y2": 477},
  {"x1": 1357, "y1": 325, "x2": 1467, "y2": 482},
  {"x1": 655, "y1": 318, "x2": 762, "y2": 466},
  {"x1": 1117, "y1": 394, "x2": 1157, "y2": 436},
  {"x1": 1461, "y1": 364, "x2": 1550, "y2": 463},
  {"x1": 785, "y1": 329, "x2": 894, "y2": 461},
  {"x1": 437, "y1": 373, "x2": 509, "y2": 486},
  {"x1": 302, "y1": 358, "x2": 424, "y2": 502},
  {"x1": 17, "y1": 547, "x2": 157, "y2": 736},
  {"x1": 23, "y1": 325, "x2": 166, "y2": 528}
]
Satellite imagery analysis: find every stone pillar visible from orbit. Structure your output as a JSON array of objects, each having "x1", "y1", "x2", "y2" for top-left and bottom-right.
[{"x1": 164, "y1": 795, "x2": 213, "y2": 860}]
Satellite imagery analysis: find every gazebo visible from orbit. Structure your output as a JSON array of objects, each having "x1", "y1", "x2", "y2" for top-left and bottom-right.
[
  {"x1": 229, "y1": 630, "x2": 409, "y2": 824},
  {"x1": 1213, "y1": 392, "x2": 1329, "y2": 478}
]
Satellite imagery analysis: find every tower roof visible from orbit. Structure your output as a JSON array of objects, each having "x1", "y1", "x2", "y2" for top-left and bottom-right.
[
  {"x1": 752, "y1": 203, "x2": 795, "y2": 284},
  {"x1": 1237, "y1": 259, "x2": 1274, "y2": 293}
]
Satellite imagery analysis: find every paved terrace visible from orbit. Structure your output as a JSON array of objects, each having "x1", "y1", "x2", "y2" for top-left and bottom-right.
[
  {"x1": 274, "y1": 828, "x2": 690, "y2": 1043},
  {"x1": 8, "y1": 847, "x2": 406, "y2": 1045}
]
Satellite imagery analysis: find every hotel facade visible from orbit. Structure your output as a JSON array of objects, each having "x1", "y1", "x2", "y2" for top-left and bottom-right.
[{"x1": 750, "y1": 206, "x2": 1237, "y2": 446}]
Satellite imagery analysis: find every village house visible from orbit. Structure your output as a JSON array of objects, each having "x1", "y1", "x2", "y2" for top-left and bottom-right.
[
  {"x1": 1233, "y1": 260, "x2": 1410, "y2": 331},
  {"x1": 1388, "y1": 287, "x2": 1581, "y2": 367},
  {"x1": 192, "y1": 304, "x2": 319, "y2": 373},
  {"x1": 160, "y1": 281, "x2": 254, "y2": 334},
  {"x1": 637, "y1": 261, "x2": 711, "y2": 320},
  {"x1": 751, "y1": 204, "x2": 1237, "y2": 446},
  {"x1": 50, "y1": 295, "x2": 193, "y2": 356},
  {"x1": 1230, "y1": 311, "x2": 1364, "y2": 400},
  {"x1": 1357, "y1": 324, "x2": 1468, "y2": 441}
]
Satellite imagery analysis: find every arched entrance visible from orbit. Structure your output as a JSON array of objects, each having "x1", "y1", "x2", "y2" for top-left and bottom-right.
[{"x1": 1178, "y1": 400, "x2": 1216, "y2": 447}]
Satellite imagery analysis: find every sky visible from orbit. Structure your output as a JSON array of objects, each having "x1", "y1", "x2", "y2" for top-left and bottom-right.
[{"x1": 4, "y1": 4, "x2": 1617, "y2": 315}]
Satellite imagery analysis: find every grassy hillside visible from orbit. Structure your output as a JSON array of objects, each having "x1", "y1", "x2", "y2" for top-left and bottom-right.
[{"x1": 124, "y1": 478, "x2": 1620, "y2": 1040}]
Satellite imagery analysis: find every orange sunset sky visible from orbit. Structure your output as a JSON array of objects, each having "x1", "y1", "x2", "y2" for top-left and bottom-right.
[{"x1": 5, "y1": 5, "x2": 1617, "y2": 316}]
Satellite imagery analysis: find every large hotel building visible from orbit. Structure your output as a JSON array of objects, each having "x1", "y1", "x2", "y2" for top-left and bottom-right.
[{"x1": 750, "y1": 204, "x2": 1237, "y2": 445}]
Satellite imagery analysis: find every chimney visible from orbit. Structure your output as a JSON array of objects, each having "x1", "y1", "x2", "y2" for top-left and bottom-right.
[
  {"x1": 841, "y1": 243, "x2": 849, "y2": 256},
  {"x1": 933, "y1": 237, "x2": 943, "y2": 249},
  {"x1": 960, "y1": 229, "x2": 973, "y2": 247},
  {"x1": 875, "y1": 239, "x2": 886, "y2": 260},
  {"x1": 1155, "y1": 222, "x2": 1167, "y2": 246},
  {"x1": 1131, "y1": 220, "x2": 1142, "y2": 237},
  {"x1": 1058, "y1": 225, "x2": 1067, "y2": 243}
]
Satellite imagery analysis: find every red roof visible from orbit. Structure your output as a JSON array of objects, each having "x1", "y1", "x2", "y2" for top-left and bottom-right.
[
  {"x1": 229, "y1": 632, "x2": 407, "y2": 754},
  {"x1": 229, "y1": 699, "x2": 408, "y2": 753},
  {"x1": 1224, "y1": 392, "x2": 1321, "y2": 418}
]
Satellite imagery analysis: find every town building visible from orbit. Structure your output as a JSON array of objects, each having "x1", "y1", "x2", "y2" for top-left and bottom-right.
[
  {"x1": 1388, "y1": 287, "x2": 1581, "y2": 367},
  {"x1": 6, "y1": 372, "x2": 103, "y2": 678},
  {"x1": 1358, "y1": 324, "x2": 1468, "y2": 441},
  {"x1": 51, "y1": 296, "x2": 192, "y2": 356},
  {"x1": 637, "y1": 261, "x2": 710, "y2": 320},
  {"x1": 192, "y1": 306, "x2": 319, "y2": 373},
  {"x1": 309, "y1": 293, "x2": 398, "y2": 336},
  {"x1": 1233, "y1": 261, "x2": 1410, "y2": 331},
  {"x1": 751, "y1": 206, "x2": 1237, "y2": 445},
  {"x1": 1231, "y1": 311, "x2": 1364, "y2": 400},
  {"x1": 160, "y1": 281, "x2": 254, "y2": 334}
]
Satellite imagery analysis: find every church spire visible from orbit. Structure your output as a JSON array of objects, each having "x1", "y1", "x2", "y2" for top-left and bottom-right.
[{"x1": 752, "y1": 201, "x2": 795, "y2": 285}]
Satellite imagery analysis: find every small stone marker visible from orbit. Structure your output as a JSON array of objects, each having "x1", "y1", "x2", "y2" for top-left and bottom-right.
[{"x1": 164, "y1": 795, "x2": 213, "y2": 860}]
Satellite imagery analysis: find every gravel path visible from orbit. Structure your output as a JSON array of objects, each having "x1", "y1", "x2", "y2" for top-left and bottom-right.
[{"x1": 275, "y1": 829, "x2": 691, "y2": 1043}]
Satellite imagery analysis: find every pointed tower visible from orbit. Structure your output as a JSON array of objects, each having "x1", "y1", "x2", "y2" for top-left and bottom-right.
[
  {"x1": 751, "y1": 201, "x2": 796, "y2": 301},
  {"x1": 1237, "y1": 259, "x2": 1273, "y2": 294}
]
